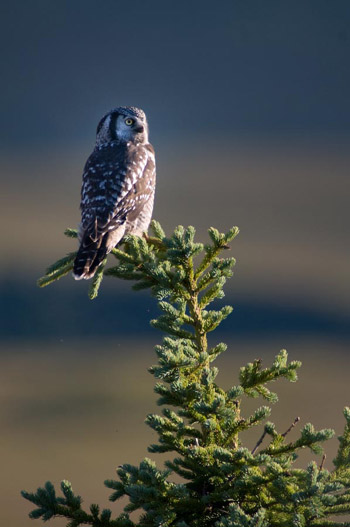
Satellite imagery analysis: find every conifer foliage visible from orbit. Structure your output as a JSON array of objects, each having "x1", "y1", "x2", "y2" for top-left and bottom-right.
[{"x1": 23, "y1": 222, "x2": 350, "y2": 526}]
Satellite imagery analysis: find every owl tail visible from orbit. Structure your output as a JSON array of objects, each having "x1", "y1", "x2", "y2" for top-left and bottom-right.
[{"x1": 73, "y1": 234, "x2": 109, "y2": 280}]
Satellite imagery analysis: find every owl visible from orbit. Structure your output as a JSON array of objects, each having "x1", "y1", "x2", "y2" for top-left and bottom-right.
[{"x1": 73, "y1": 106, "x2": 156, "y2": 280}]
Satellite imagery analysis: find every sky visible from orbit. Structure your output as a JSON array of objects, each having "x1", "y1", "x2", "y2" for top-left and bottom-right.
[{"x1": 1, "y1": 1, "x2": 350, "y2": 150}]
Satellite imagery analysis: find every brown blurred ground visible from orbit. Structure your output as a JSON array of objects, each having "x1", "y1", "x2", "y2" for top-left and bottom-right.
[{"x1": 2, "y1": 140, "x2": 349, "y2": 313}]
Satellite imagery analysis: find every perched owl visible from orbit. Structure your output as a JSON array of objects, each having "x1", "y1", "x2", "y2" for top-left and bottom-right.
[{"x1": 73, "y1": 106, "x2": 156, "y2": 280}]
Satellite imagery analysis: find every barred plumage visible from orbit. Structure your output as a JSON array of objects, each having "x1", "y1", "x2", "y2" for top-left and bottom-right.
[{"x1": 73, "y1": 107, "x2": 156, "y2": 279}]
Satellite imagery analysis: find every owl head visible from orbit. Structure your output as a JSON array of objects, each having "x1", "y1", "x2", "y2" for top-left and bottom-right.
[{"x1": 95, "y1": 106, "x2": 149, "y2": 146}]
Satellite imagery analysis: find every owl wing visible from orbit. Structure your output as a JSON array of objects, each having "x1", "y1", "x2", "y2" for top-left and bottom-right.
[{"x1": 80, "y1": 142, "x2": 155, "y2": 241}]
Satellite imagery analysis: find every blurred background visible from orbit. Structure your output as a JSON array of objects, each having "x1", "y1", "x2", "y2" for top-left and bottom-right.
[{"x1": 1, "y1": 1, "x2": 350, "y2": 525}]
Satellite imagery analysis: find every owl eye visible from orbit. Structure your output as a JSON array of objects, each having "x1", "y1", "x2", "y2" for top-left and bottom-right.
[{"x1": 125, "y1": 118, "x2": 134, "y2": 126}]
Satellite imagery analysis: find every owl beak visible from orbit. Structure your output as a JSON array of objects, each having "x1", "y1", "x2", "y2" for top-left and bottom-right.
[{"x1": 135, "y1": 125, "x2": 144, "y2": 133}]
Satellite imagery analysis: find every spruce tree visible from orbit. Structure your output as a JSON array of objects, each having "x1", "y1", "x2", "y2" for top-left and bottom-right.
[{"x1": 23, "y1": 221, "x2": 350, "y2": 526}]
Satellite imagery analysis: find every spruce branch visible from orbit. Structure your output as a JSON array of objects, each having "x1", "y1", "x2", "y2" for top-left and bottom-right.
[
  {"x1": 88, "y1": 258, "x2": 107, "y2": 299},
  {"x1": 252, "y1": 428, "x2": 269, "y2": 455},
  {"x1": 37, "y1": 252, "x2": 76, "y2": 288},
  {"x1": 282, "y1": 417, "x2": 301, "y2": 438},
  {"x1": 21, "y1": 481, "x2": 132, "y2": 526},
  {"x1": 319, "y1": 455, "x2": 327, "y2": 472},
  {"x1": 334, "y1": 407, "x2": 350, "y2": 474},
  {"x1": 64, "y1": 228, "x2": 78, "y2": 239},
  {"x1": 239, "y1": 350, "x2": 302, "y2": 403}
]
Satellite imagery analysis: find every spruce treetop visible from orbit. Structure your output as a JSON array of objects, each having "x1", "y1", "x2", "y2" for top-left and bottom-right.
[{"x1": 23, "y1": 221, "x2": 350, "y2": 527}]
